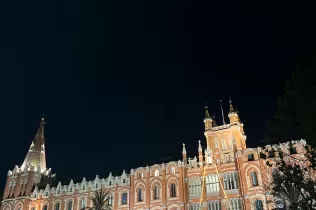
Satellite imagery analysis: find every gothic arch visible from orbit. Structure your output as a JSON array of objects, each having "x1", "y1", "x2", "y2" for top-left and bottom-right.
[
  {"x1": 168, "y1": 204, "x2": 179, "y2": 210},
  {"x1": 3, "y1": 203, "x2": 11, "y2": 210},
  {"x1": 14, "y1": 202, "x2": 23, "y2": 210}
]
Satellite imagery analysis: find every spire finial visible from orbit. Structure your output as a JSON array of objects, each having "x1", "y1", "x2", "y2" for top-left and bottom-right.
[
  {"x1": 220, "y1": 100, "x2": 226, "y2": 125},
  {"x1": 198, "y1": 140, "x2": 202, "y2": 151},
  {"x1": 212, "y1": 113, "x2": 217, "y2": 127},
  {"x1": 182, "y1": 143, "x2": 186, "y2": 154},
  {"x1": 204, "y1": 103, "x2": 211, "y2": 119},
  {"x1": 229, "y1": 97, "x2": 235, "y2": 113}
]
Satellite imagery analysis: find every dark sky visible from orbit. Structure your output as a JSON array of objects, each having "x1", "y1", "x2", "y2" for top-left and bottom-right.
[{"x1": 0, "y1": 0, "x2": 315, "y2": 192}]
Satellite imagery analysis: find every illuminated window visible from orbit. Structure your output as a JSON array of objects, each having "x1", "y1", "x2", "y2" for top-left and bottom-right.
[
  {"x1": 190, "y1": 204, "x2": 201, "y2": 210},
  {"x1": 207, "y1": 201, "x2": 221, "y2": 210},
  {"x1": 154, "y1": 170, "x2": 159, "y2": 177},
  {"x1": 206, "y1": 175, "x2": 219, "y2": 195},
  {"x1": 227, "y1": 199, "x2": 241, "y2": 210},
  {"x1": 221, "y1": 141, "x2": 226, "y2": 151},
  {"x1": 121, "y1": 192, "x2": 128, "y2": 205},
  {"x1": 251, "y1": 172, "x2": 258, "y2": 186},
  {"x1": 188, "y1": 177, "x2": 201, "y2": 197},
  {"x1": 223, "y1": 172, "x2": 238, "y2": 190},
  {"x1": 170, "y1": 167, "x2": 175, "y2": 174},
  {"x1": 108, "y1": 195, "x2": 113, "y2": 206}
]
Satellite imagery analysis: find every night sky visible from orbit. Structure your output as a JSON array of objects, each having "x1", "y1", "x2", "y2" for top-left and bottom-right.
[{"x1": 0, "y1": 0, "x2": 315, "y2": 193}]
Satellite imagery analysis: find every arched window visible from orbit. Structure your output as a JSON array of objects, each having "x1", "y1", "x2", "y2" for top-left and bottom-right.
[
  {"x1": 171, "y1": 183, "x2": 176, "y2": 197},
  {"x1": 137, "y1": 188, "x2": 143, "y2": 202},
  {"x1": 170, "y1": 167, "x2": 175, "y2": 174},
  {"x1": 154, "y1": 170, "x2": 159, "y2": 177},
  {"x1": 67, "y1": 201, "x2": 73, "y2": 210},
  {"x1": 255, "y1": 200, "x2": 263, "y2": 210},
  {"x1": 121, "y1": 192, "x2": 128, "y2": 205},
  {"x1": 108, "y1": 195, "x2": 113, "y2": 206},
  {"x1": 80, "y1": 199, "x2": 85, "y2": 210},
  {"x1": 251, "y1": 171, "x2": 258, "y2": 186},
  {"x1": 54, "y1": 203, "x2": 60, "y2": 210},
  {"x1": 42, "y1": 205, "x2": 47, "y2": 210},
  {"x1": 153, "y1": 185, "x2": 159, "y2": 199}
]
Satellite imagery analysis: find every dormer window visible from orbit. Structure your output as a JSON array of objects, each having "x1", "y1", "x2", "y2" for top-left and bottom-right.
[
  {"x1": 109, "y1": 181, "x2": 112, "y2": 186},
  {"x1": 154, "y1": 170, "x2": 159, "y2": 177},
  {"x1": 122, "y1": 179, "x2": 125, "y2": 184}
]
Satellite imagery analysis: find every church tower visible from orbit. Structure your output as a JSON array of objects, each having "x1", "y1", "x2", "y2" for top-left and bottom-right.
[
  {"x1": 2, "y1": 117, "x2": 55, "y2": 200},
  {"x1": 203, "y1": 100, "x2": 247, "y2": 164}
]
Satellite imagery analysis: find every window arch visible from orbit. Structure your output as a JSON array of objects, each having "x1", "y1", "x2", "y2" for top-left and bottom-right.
[{"x1": 251, "y1": 171, "x2": 258, "y2": 186}]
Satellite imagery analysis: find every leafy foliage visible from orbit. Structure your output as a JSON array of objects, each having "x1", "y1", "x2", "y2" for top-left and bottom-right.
[
  {"x1": 265, "y1": 50, "x2": 316, "y2": 147},
  {"x1": 84, "y1": 188, "x2": 112, "y2": 210},
  {"x1": 264, "y1": 143, "x2": 316, "y2": 209}
]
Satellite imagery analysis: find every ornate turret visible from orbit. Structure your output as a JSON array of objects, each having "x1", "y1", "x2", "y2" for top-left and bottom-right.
[
  {"x1": 204, "y1": 104, "x2": 213, "y2": 130},
  {"x1": 228, "y1": 98, "x2": 240, "y2": 124},
  {"x1": 21, "y1": 117, "x2": 47, "y2": 173}
]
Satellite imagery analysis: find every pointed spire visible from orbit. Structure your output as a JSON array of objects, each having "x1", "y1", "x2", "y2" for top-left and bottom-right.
[
  {"x1": 21, "y1": 117, "x2": 47, "y2": 173},
  {"x1": 204, "y1": 103, "x2": 211, "y2": 119},
  {"x1": 198, "y1": 140, "x2": 202, "y2": 151},
  {"x1": 182, "y1": 143, "x2": 186, "y2": 154},
  {"x1": 229, "y1": 97, "x2": 235, "y2": 113},
  {"x1": 220, "y1": 100, "x2": 226, "y2": 125},
  {"x1": 212, "y1": 113, "x2": 217, "y2": 127}
]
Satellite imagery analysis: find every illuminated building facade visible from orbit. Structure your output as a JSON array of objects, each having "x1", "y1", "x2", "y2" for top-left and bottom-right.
[{"x1": 1, "y1": 101, "x2": 306, "y2": 210}]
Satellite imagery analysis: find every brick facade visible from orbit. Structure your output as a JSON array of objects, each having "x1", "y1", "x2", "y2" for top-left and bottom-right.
[{"x1": 1, "y1": 104, "x2": 304, "y2": 210}]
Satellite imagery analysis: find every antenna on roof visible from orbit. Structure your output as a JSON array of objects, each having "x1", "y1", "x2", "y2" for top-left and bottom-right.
[{"x1": 220, "y1": 100, "x2": 226, "y2": 125}]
